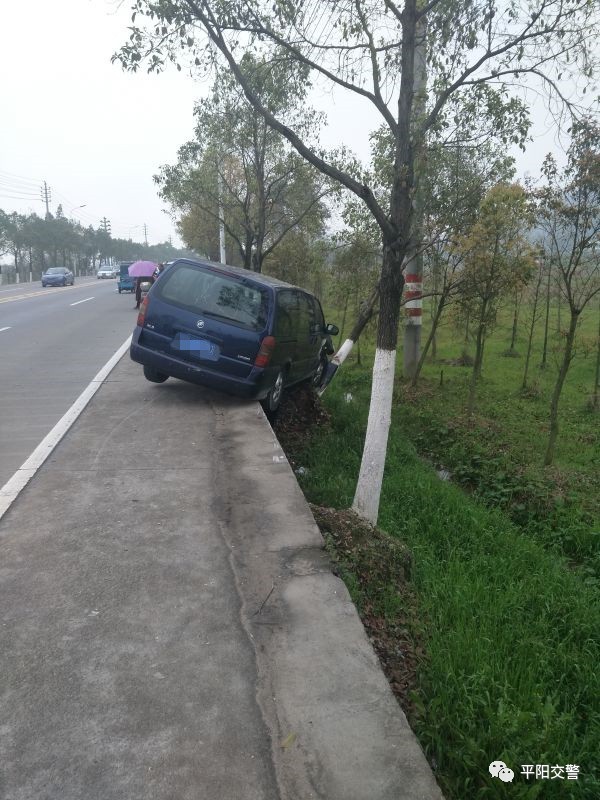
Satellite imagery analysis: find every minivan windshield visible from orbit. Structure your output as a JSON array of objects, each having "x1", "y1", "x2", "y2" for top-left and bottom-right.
[
  {"x1": 46, "y1": 268, "x2": 64, "y2": 274},
  {"x1": 155, "y1": 263, "x2": 269, "y2": 331}
]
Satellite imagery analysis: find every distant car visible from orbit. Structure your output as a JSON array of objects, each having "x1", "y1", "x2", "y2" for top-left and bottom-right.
[
  {"x1": 130, "y1": 257, "x2": 339, "y2": 412},
  {"x1": 97, "y1": 265, "x2": 117, "y2": 279},
  {"x1": 41, "y1": 267, "x2": 74, "y2": 287}
]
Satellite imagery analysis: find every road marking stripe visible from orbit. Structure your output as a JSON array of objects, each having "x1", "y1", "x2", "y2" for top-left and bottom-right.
[
  {"x1": 0, "y1": 282, "x2": 97, "y2": 304},
  {"x1": 0, "y1": 326, "x2": 11, "y2": 333},
  {"x1": 0, "y1": 335, "x2": 132, "y2": 522},
  {"x1": 70, "y1": 296, "x2": 94, "y2": 306}
]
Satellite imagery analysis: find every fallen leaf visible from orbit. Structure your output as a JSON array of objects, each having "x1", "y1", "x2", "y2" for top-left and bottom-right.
[{"x1": 280, "y1": 732, "x2": 297, "y2": 750}]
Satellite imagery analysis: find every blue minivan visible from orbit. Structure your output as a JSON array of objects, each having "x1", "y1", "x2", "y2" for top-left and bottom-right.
[{"x1": 130, "y1": 258, "x2": 338, "y2": 411}]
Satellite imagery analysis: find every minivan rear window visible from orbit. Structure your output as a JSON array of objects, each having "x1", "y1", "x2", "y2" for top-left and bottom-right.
[{"x1": 155, "y1": 263, "x2": 269, "y2": 331}]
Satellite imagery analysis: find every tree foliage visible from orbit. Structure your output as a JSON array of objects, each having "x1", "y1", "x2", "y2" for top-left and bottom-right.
[
  {"x1": 0, "y1": 210, "x2": 193, "y2": 280},
  {"x1": 534, "y1": 118, "x2": 600, "y2": 463},
  {"x1": 156, "y1": 56, "x2": 331, "y2": 272},
  {"x1": 114, "y1": 0, "x2": 600, "y2": 522}
]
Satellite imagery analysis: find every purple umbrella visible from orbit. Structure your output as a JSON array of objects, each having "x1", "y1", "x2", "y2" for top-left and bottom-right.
[{"x1": 128, "y1": 260, "x2": 157, "y2": 277}]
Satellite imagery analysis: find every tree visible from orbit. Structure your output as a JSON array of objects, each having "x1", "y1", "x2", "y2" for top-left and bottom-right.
[
  {"x1": 455, "y1": 183, "x2": 534, "y2": 415},
  {"x1": 521, "y1": 255, "x2": 545, "y2": 392},
  {"x1": 0, "y1": 210, "x2": 12, "y2": 260},
  {"x1": 535, "y1": 120, "x2": 600, "y2": 465},
  {"x1": 156, "y1": 57, "x2": 330, "y2": 273},
  {"x1": 412, "y1": 140, "x2": 516, "y2": 383},
  {"x1": 115, "y1": 0, "x2": 600, "y2": 524}
]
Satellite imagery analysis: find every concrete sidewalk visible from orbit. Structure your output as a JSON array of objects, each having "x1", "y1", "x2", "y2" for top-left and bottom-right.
[{"x1": 0, "y1": 356, "x2": 443, "y2": 800}]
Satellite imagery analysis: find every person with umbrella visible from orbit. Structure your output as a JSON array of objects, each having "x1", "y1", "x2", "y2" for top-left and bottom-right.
[{"x1": 128, "y1": 261, "x2": 158, "y2": 309}]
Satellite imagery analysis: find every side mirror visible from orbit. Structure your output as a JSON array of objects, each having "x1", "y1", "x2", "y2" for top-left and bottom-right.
[{"x1": 325, "y1": 323, "x2": 339, "y2": 336}]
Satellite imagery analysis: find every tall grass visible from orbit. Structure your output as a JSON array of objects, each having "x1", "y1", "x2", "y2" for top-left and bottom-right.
[{"x1": 292, "y1": 365, "x2": 600, "y2": 799}]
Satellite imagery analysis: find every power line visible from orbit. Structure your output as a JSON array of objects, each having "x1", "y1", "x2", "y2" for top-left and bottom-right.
[
  {"x1": 0, "y1": 192, "x2": 40, "y2": 201},
  {"x1": 0, "y1": 169, "x2": 41, "y2": 189},
  {"x1": 0, "y1": 180, "x2": 39, "y2": 197}
]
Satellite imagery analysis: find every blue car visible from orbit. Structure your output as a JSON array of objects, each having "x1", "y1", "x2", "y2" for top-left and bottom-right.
[
  {"x1": 130, "y1": 258, "x2": 338, "y2": 412},
  {"x1": 41, "y1": 267, "x2": 74, "y2": 287}
]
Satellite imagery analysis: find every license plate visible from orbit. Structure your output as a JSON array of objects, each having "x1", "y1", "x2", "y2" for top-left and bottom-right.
[{"x1": 173, "y1": 333, "x2": 220, "y2": 361}]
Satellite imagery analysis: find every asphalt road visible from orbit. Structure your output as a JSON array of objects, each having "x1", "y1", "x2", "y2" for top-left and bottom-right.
[{"x1": 0, "y1": 276, "x2": 138, "y2": 487}]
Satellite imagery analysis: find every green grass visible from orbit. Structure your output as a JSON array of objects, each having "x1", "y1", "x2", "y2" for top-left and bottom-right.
[
  {"x1": 286, "y1": 365, "x2": 600, "y2": 799},
  {"x1": 321, "y1": 296, "x2": 600, "y2": 573}
]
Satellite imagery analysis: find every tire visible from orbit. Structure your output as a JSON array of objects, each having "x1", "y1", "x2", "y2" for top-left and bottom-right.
[
  {"x1": 261, "y1": 370, "x2": 284, "y2": 414},
  {"x1": 143, "y1": 365, "x2": 168, "y2": 384},
  {"x1": 312, "y1": 353, "x2": 328, "y2": 388}
]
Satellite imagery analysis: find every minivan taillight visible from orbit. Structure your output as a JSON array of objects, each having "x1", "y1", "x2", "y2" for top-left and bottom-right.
[
  {"x1": 137, "y1": 296, "x2": 150, "y2": 327},
  {"x1": 254, "y1": 335, "x2": 276, "y2": 368}
]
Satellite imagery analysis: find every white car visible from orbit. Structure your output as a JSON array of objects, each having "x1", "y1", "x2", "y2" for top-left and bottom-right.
[{"x1": 97, "y1": 265, "x2": 117, "y2": 279}]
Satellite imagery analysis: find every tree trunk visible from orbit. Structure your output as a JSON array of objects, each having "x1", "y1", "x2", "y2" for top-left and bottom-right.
[
  {"x1": 508, "y1": 289, "x2": 520, "y2": 353},
  {"x1": 463, "y1": 310, "x2": 470, "y2": 348},
  {"x1": 467, "y1": 301, "x2": 487, "y2": 416},
  {"x1": 402, "y1": 16, "x2": 427, "y2": 379},
  {"x1": 352, "y1": 250, "x2": 404, "y2": 524},
  {"x1": 544, "y1": 310, "x2": 579, "y2": 465},
  {"x1": 412, "y1": 292, "x2": 446, "y2": 385},
  {"x1": 522, "y1": 264, "x2": 543, "y2": 390},
  {"x1": 339, "y1": 294, "x2": 349, "y2": 342},
  {"x1": 318, "y1": 282, "x2": 380, "y2": 395},
  {"x1": 541, "y1": 261, "x2": 551, "y2": 369},
  {"x1": 593, "y1": 300, "x2": 600, "y2": 409}
]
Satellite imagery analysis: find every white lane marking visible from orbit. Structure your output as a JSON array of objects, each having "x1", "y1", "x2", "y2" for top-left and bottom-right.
[
  {"x1": 0, "y1": 335, "x2": 132, "y2": 522},
  {"x1": 0, "y1": 280, "x2": 101, "y2": 304},
  {"x1": 70, "y1": 296, "x2": 94, "y2": 306},
  {"x1": 0, "y1": 326, "x2": 11, "y2": 333}
]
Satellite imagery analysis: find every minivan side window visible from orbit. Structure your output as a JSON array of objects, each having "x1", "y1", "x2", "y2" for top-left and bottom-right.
[
  {"x1": 312, "y1": 297, "x2": 325, "y2": 331},
  {"x1": 297, "y1": 292, "x2": 315, "y2": 336},
  {"x1": 275, "y1": 290, "x2": 299, "y2": 339}
]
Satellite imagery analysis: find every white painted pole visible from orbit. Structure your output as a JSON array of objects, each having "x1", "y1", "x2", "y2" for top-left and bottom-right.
[{"x1": 352, "y1": 347, "x2": 396, "y2": 524}]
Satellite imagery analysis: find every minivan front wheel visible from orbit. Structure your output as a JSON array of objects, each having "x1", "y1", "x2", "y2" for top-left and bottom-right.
[
  {"x1": 263, "y1": 370, "x2": 284, "y2": 413},
  {"x1": 312, "y1": 353, "x2": 328, "y2": 388},
  {"x1": 143, "y1": 365, "x2": 169, "y2": 384}
]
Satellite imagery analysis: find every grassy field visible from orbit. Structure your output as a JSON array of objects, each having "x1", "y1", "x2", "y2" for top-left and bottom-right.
[{"x1": 282, "y1": 296, "x2": 600, "y2": 798}]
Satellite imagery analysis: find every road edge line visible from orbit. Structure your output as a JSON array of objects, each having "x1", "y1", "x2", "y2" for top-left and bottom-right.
[{"x1": 0, "y1": 335, "x2": 132, "y2": 522}]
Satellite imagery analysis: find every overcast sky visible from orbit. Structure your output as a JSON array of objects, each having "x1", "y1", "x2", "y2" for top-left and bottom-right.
[{"x1": 1, "y1": 0, "x2": 569, "y2": 248}]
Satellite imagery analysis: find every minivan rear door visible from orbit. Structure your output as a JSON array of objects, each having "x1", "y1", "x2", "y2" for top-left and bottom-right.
[{"x1": 142, "y1": 262, "x2": 270, "y2": 378}]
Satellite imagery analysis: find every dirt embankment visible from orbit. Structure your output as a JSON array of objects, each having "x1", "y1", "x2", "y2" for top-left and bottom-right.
[{"x1": 273, "y1": 387, "x2": 427, "y2": 717}]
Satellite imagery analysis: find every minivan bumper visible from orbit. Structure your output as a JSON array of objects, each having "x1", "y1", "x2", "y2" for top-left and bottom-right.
[{"x1": 130, "y1": 333, "x2": 273, "y2": 400}]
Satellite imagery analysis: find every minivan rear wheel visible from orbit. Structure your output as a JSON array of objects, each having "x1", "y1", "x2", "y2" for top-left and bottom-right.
[
  {"x1": 262, "y1": 370, "x2": 284, "y2": 413},
  {"x1": 143, "y1": 365, "x2": 168, "y2": 384}
]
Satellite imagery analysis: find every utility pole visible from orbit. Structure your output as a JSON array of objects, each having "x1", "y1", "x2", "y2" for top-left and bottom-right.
[
  {"x1": 143, "y1": 223, "x2": 148, "y2": 247},
  {"x1": 217, "y1": 165, "x2": 226, "y2": 264},
  {"x1": 99, "y1": 218, "x2": 111, "y2": 266},
  {"x1": 40, "y1": 181, "x2": 52, "y2": 218}
]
